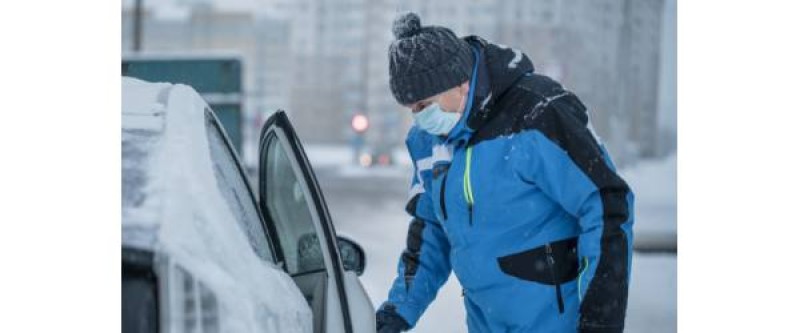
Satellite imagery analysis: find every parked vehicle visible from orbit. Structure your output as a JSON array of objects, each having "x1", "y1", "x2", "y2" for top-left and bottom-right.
[{"x1": 122, "y1": 77, "x2": 374, "y2": 333}]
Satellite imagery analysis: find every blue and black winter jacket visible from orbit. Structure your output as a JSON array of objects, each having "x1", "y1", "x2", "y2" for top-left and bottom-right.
[{"x1": 380, "y1": 36, "x2": 635, "y2": 333}]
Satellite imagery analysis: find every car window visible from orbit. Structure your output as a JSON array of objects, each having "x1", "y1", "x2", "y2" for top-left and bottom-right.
[
  {"x1": 122, "y1": 248, "x2": 158, "y2": 333},
  {"x1": 205, "y1": 110, "x2": 275, "y2": 263},
  {"x1": 262, "y1": 133, "x2": 326, "y2": 276},
  {"x1": 121, "y1": 274, "x2": 158, "y2": 333}
]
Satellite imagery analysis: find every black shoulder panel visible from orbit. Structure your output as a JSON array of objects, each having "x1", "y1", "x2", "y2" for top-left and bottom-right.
[{"x1": 402, "y1": 219, "x2": 426, "y2": 291}]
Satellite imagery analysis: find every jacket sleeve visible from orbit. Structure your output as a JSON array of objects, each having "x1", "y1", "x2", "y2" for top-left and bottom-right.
[
  {"x1": 378, "y1": 130, "x2": 453, "y2": 328},
  {"x1": 512, "y1": 94, "x2": 634, "y2": 333}
]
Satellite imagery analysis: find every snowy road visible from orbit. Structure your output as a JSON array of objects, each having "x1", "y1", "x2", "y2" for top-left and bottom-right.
[{"x1": 311, "y1": 153, "x2": 677, "y2": 333}]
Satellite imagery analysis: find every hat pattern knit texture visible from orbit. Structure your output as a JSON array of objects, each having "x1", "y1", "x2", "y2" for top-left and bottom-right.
[{"x1": 388, "y1": 12, "x2": 474, "y2": 105}]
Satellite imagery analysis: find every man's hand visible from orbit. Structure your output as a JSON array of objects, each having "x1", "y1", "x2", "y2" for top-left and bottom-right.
[{"x1": 376, "y1": 306, "x2": 410, "y2": 333}]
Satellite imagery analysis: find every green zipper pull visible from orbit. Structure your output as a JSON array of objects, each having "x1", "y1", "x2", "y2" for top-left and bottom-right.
[
  {"x1": 463, "y1": 146, "x2": 475, "y2": 225},
  {"x1": 578, "y1": 256, "x2": 589, "y2": 301}
]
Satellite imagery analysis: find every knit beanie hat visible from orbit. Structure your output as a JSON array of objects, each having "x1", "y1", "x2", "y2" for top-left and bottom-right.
[{"x1": 388, "y1": 12, "x2": 474, "y2": 105}]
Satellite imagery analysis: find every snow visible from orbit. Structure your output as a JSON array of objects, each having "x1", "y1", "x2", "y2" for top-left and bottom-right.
[
  {"x1": 121, "y1": 127, "x2": 164, "y2": 249},
  {"x1": 626, "y1": 254, "x2": 677, "y2": 333},
  {"x1": 621, "y1": 152, "x2": 677, "y2": 236},
  {"x1": 121, "y1": 77, "x2": 170, "y2": 130},
  {"x1": 122, "y1": 78, "x2": 170, "y2": 249},
  {"x1": 336, "y1": 165, "x2": 409, "y2": 178},
  {"x1": 304, "y1": 143, "x2": 411, "y2": 172},
  {"x1": 304, "y1": 144, "x2": 353, "y2": 169},
  {"x1": 122, "y1": 77, "x2": 312, "y2": 332}
]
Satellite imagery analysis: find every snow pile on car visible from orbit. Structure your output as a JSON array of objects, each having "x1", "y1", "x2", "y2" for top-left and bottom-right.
[{"x1": 122, "y1": 77, "x2": 312, "y2": 332}]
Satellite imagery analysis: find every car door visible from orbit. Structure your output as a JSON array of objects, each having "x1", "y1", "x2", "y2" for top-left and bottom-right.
[
  {"x1": 200, "y1": 108, "x2": 316, "y2": 331},
  {"x1": 258, "y1": 110, "x2": 373, "y2": 333}
]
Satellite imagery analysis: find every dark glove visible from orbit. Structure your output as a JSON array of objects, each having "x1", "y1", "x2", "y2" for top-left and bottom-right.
[{"x1": 376, "y1": 306, "x2": 410, "y2": 333}]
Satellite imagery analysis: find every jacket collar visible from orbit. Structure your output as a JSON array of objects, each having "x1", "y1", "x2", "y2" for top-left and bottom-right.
[
  {"x1": 458, "y1": 36, "x2": 535, "y2": 143},
  {"x1": 440, "y1": 36, "x2": 536, "y2": 147}
]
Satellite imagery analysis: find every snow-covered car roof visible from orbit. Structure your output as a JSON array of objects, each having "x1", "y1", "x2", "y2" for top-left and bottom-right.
[
  {"x1": 122, "y1": 77, "x2": 170, "y2": 248},
  {"x1": 121, "y1": 77, "x2": 312, "y2": 332}
]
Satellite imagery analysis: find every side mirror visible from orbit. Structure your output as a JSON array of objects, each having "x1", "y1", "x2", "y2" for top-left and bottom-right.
[{"x1": 337, "y1": 236, "x2": 366, "y2": 276}]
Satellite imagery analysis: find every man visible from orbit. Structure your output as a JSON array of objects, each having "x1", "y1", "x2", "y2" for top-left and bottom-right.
[{"x1": 376, "y1": 12, "x2": 635, "y2": 333}]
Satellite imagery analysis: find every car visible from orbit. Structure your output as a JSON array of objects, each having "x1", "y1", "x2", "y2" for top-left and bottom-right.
[{"x1": 122, "y1": 77, "x2": 375, "y2": 333}]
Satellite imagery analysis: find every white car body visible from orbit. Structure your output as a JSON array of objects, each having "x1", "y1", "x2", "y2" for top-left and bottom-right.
[{"x1": 122, "y1": 77, "x2": 374, "y2": 333}]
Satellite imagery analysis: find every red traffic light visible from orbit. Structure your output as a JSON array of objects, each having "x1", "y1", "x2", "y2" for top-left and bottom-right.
[{"x1": 351, "y1": 114, "x2": 369, "y2": 133}]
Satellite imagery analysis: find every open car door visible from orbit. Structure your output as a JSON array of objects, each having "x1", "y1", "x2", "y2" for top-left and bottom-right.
[{"x1": 258, "y1": 110, "x2": 374, "y2": 333}]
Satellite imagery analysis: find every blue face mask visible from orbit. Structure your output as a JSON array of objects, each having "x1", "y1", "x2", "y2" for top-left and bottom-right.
[{"x1": 412, "y1": 103, "x2": 462, "y2": 136}]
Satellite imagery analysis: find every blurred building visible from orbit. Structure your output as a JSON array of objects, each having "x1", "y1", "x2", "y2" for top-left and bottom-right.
[
  {"x1": 657, "y1": 0, "x2": 678, "y2": 157},
  {"x1": 122, "y1": 0, "x2": 674, "y2": 163},
  {"x1": 271, "y1": 0, "x2": 370, "y2": 143},
  {"x1": 121, "y1": 3, "x2": 291, "y2": 166},
  {"x1": 495, "y1": 0, "x2": 666, "y2": 162},
  {"x1": 360, "y1": 0, "x2": 668, "y2": 162},
  {"x1": 617, "y1": 0, "x2": 666, "y2": 158}
]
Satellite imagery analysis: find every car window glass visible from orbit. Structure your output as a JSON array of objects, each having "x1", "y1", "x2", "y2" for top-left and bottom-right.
[
  {"x1": 205, "y1": 111, "x2": 275, "y2": 262},
  {"x1": 122, "y1": 253, "x2": 158, "y2": 333},
  {"x1": 263, "y1": 133, "x2": 326, "y2": 276}
]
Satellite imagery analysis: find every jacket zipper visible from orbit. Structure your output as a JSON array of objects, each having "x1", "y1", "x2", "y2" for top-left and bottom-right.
[
  {"x1": 463, "y1": 146, "x2": 474, "y2": 226},
  {"x1": 439, "y1": 169, "x2": 449, "y2": 221},
  {"x1": 545, "y1": 243, "x2": 565, "y2": 314}
]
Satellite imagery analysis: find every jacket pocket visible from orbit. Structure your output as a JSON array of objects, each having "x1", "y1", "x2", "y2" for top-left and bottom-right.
[{"x1": 496, "y1": 236, "x2": 579, "y2": 313}]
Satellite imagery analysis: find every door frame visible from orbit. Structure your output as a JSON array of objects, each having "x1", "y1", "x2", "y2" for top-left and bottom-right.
[{"x1": 258, "y1": 110, "x2": 353, "y2": 333}]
